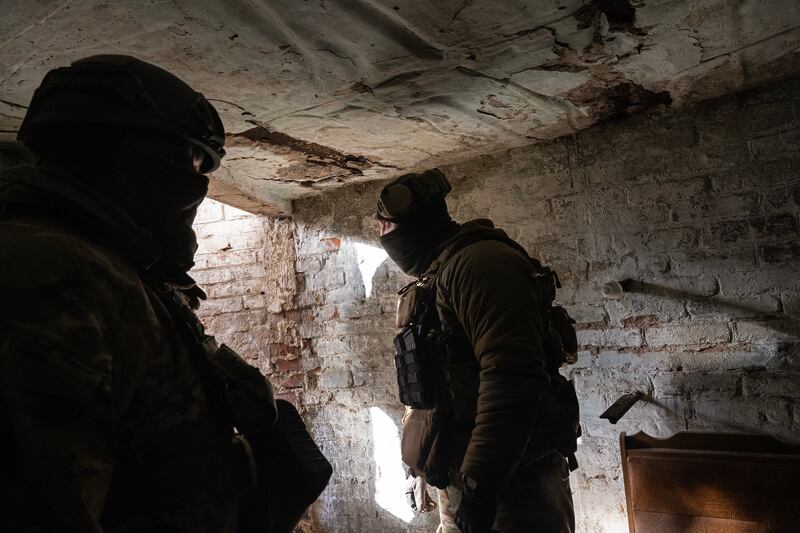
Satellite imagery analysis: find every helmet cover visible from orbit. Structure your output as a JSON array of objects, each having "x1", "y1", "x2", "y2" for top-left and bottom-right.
[{"x1": 18, "y1": 55, "x2": 225, "y2": 172}]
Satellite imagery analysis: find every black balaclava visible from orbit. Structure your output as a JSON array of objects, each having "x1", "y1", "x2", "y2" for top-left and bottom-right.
[
  {"x1": 33, "y1": 127, "x2": 209, "y2": 280},
  {"x1": 98, "y1": 158, "x2": 208, "y2": 276},
  {"x1": 379, "y1": 196, "x2": 459, "y2": 277}
]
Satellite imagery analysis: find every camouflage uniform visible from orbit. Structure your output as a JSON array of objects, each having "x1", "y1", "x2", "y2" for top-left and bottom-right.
[{"x1": 0, "y1": 165, "x2": 250, "y2": 532}]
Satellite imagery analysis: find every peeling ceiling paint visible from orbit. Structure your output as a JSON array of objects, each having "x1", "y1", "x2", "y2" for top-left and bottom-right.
[{"x1": 1, "y1": 0, "x2": 799, "y2": 214}]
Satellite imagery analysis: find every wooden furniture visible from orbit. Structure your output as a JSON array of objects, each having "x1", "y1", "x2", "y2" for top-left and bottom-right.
[{"x1": 620, "y1": 431, "x2": 800, "y2": 533}]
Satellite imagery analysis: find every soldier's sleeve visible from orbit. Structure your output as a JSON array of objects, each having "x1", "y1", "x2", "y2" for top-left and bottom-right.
[
  {"x1": 438, "y1": 241, "x2": 551, "y2": 490},
  {"x1": 0, "y1": 237, "x2": 148, "y2": 532}
]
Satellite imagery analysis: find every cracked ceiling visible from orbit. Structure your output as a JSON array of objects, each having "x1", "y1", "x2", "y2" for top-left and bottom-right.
[{"x1": 1, "y1": 0, "x2": 799, "y2": 214}]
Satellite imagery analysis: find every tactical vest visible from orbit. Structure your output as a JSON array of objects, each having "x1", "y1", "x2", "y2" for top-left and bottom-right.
[{"x1": 393, "y1": 231, "x2": 581, "y2": 477}]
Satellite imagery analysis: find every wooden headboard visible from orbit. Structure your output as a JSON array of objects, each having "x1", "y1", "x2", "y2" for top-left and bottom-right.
[{"x1": 620, "y1": 431, "x2": 800, "y2": 533}]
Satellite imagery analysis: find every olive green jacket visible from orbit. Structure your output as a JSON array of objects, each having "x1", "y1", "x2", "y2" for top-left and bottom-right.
[
  {"x1": 434, "y1": 220, "x2": 552, "y2": 490},
  {"x1": 0, "y1": 165, "x2": 243, "y2": 532}
]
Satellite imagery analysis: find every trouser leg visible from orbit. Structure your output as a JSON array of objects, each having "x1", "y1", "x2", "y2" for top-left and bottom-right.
[
  {"x1": 493, "y1": 451, "x2": 575, "y2": 533},
  {"x1": 436, "y1": 480, "x2": 462, "y2": 533}
]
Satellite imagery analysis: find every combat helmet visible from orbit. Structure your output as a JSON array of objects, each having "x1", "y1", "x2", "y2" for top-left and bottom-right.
[
  {"x1": 376, "y1": 168, "x2": 452, "y2": 224},
  {"x1": 17, "y1": 55, "x2": 225, "y2": 172}
]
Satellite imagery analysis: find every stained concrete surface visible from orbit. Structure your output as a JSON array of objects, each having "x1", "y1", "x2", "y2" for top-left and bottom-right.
[{"x1": 2, "y1": 0, "x2": 800, "y2": 212}]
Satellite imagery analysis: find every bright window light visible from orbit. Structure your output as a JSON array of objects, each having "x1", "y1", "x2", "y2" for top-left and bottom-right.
[
  {"x1": 369, "y1": 407, "x2": 415, "y2": 523},
  {"x1": 353, "y1": 243, "x2": 388, "y2": 298},
  {"x1": 602, "y1": 516, "x2": 630, "y2": 533}
]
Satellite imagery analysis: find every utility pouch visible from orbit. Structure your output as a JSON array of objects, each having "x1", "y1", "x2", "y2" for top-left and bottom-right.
[
  {"x1": 240, "y1": 400, "x2": 333, "y2": 533},
  {"x1": 400, "y1": 408, "x2": 449, "y2": 489},
  {"x1": 209, "y1": 344, "x2": 278, "y2": 435},
  {"x1": 547, "y1": 306, "x2": 578, "y2": 365},
  {"x1": 393, "y1": 326, "x2": 436, "y2": 409},
  {"x1": 528, "y1": 375, "x2": 580, "y2": 469},
  {"x1": 531, "y1": 267, "x2": 558, "y2": 303},
  {"x1": 396, "y1": 282, "x2": 428, "y2": 328},
  {"x1": 149, "y1": 282, "x2": 331, "y2": 531}
]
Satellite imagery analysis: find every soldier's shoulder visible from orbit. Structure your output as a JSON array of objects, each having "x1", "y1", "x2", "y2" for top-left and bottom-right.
[
  {"x1": 0, "y1": 217, "x2": 140, "y2": 292},
  {"x1": 441, "y1": 238, "x2": 527, "y2": 273},
  {"x1": 436, "y1": 237, "x2": 533, "y2": 301}
]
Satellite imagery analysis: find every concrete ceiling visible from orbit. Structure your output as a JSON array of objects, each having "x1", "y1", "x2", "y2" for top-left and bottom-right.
[{"x1": 2, "y1": 0, "x2": 799, "y2": 214}]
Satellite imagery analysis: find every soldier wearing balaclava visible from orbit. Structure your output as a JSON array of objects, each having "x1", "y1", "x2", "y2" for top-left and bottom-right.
[
  {"x1": 0, "y1": 55, "x2": 328, "y2": 533},
  {"x1": 378, "y1": 169, "x2": 579, "y2": 533}
]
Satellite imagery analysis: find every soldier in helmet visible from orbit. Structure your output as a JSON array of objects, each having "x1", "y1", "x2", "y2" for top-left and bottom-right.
[
  {"x1": 0, "y1": 55, "x2": 254, "y2": 532},
  {"x1": 377, "y1": 169, "x2": 580, "y2": 533}
]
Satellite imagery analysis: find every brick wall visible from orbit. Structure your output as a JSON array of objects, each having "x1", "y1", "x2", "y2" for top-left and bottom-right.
[
  {"x1": 189, "y1": 199, "x2": 325, "y2": 529},
  {"x1": 289, "y1": 77, "x2": 800, "y2": 532},
  {"x1": 291, "y1": 192, "x2": 431, "y2": 530},
  {"x1": 191, "y1": 196, "x2": 431, "y2": 530},
  {"x1": 190, "y1": 200, "x2": 303, "y2": 403}
]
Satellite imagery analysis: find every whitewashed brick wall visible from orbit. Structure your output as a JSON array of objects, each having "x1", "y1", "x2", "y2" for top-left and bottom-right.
[
  {"x1": 191, "y1": 201, "x2": 304, "y2": 404},
  {"x1": 289, "y1": 77, "x2": 800, "y2": 532}
]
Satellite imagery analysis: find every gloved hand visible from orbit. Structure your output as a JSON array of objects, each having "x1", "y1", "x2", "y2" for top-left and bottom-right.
[{"x1": 454, "y1": 479, "x2": 497, "y2": 533}]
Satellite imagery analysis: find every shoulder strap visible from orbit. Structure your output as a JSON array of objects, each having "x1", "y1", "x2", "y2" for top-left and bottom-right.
[
  {"x1": 416, "y1": 231, "x2": 535, "y2": 337},
  {"x1": 145, "y1": 278, "x2": 278, "y2": 435}
]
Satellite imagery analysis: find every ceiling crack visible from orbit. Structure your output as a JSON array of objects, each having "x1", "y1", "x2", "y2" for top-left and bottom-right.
[
  {"x1": 0, "y1": 0, "x2": 73, "y2": 50},
  {"x1": 456, "y1": 65, "x2": 586, "y2": 130},
  {"x1": 262, "y1": 98, "x2": 341, "y2": 125},
  {"x1": 315, "y1": 47, "x2": 358, "y2": 68},
  {"x1": 228, "y1": 124, "x2": 397, "y2": 176},
  {"x1": 694, "y1": 23, "x2": 800, "y2": 68},
  {"x1": 0, "y1": 98, "x2": 29, "y2": 110},
  {"x1": 450, "y1": 0, "x2": 473, "y2": 24},
  {"x1": 207, "y1": 98, "x2": 254, "y2": 117},
  {"x1": 497, "y1": 7, "x2": 586, "y2": 42},
  {"x1": 476, "y1": 108, "x2": 506, "y2": 120}
]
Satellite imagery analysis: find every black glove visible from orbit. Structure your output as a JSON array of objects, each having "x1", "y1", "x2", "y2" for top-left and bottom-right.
[{"x1": 454, "y1": 478, "x2": 497, "y2": 533}]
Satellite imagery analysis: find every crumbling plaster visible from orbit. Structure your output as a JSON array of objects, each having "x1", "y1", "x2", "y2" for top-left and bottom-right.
[{"x1": 2, "y1": 0, "x2": 800, "y2": 213}]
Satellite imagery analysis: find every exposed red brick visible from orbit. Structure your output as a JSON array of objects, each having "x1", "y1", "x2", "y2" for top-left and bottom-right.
[
  {"x1": 275, "y1": 357, "x2": 301, "y2": 373},
  {"x1": 284, "y1": 309, "x2": 302, "y2": 321},
  {"x1": 321, "y1": 237, "x2": 341, "y2": 252},
  {"x1": 269, "y1": 342, "x2": 296, "y2": 359},
  {"x1": 281, "y1": 373, "x2": 304, "y2": 389}
]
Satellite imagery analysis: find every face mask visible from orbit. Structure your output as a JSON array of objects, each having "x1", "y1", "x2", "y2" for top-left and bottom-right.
[
  {"x1": 380, "y1": 225, "x2": 427, "y2": 276},
  {"x1": 380, "y1": 221, "x2": 459, "y2": 277},
  {"x1": 102, "y1": 163, "x2": 208, "y2": 273}
]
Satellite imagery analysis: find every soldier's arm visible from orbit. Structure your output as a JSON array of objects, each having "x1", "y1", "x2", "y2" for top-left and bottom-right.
[{"x1": 439, "y1": 240, "x2": 551, "y2": 490}]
